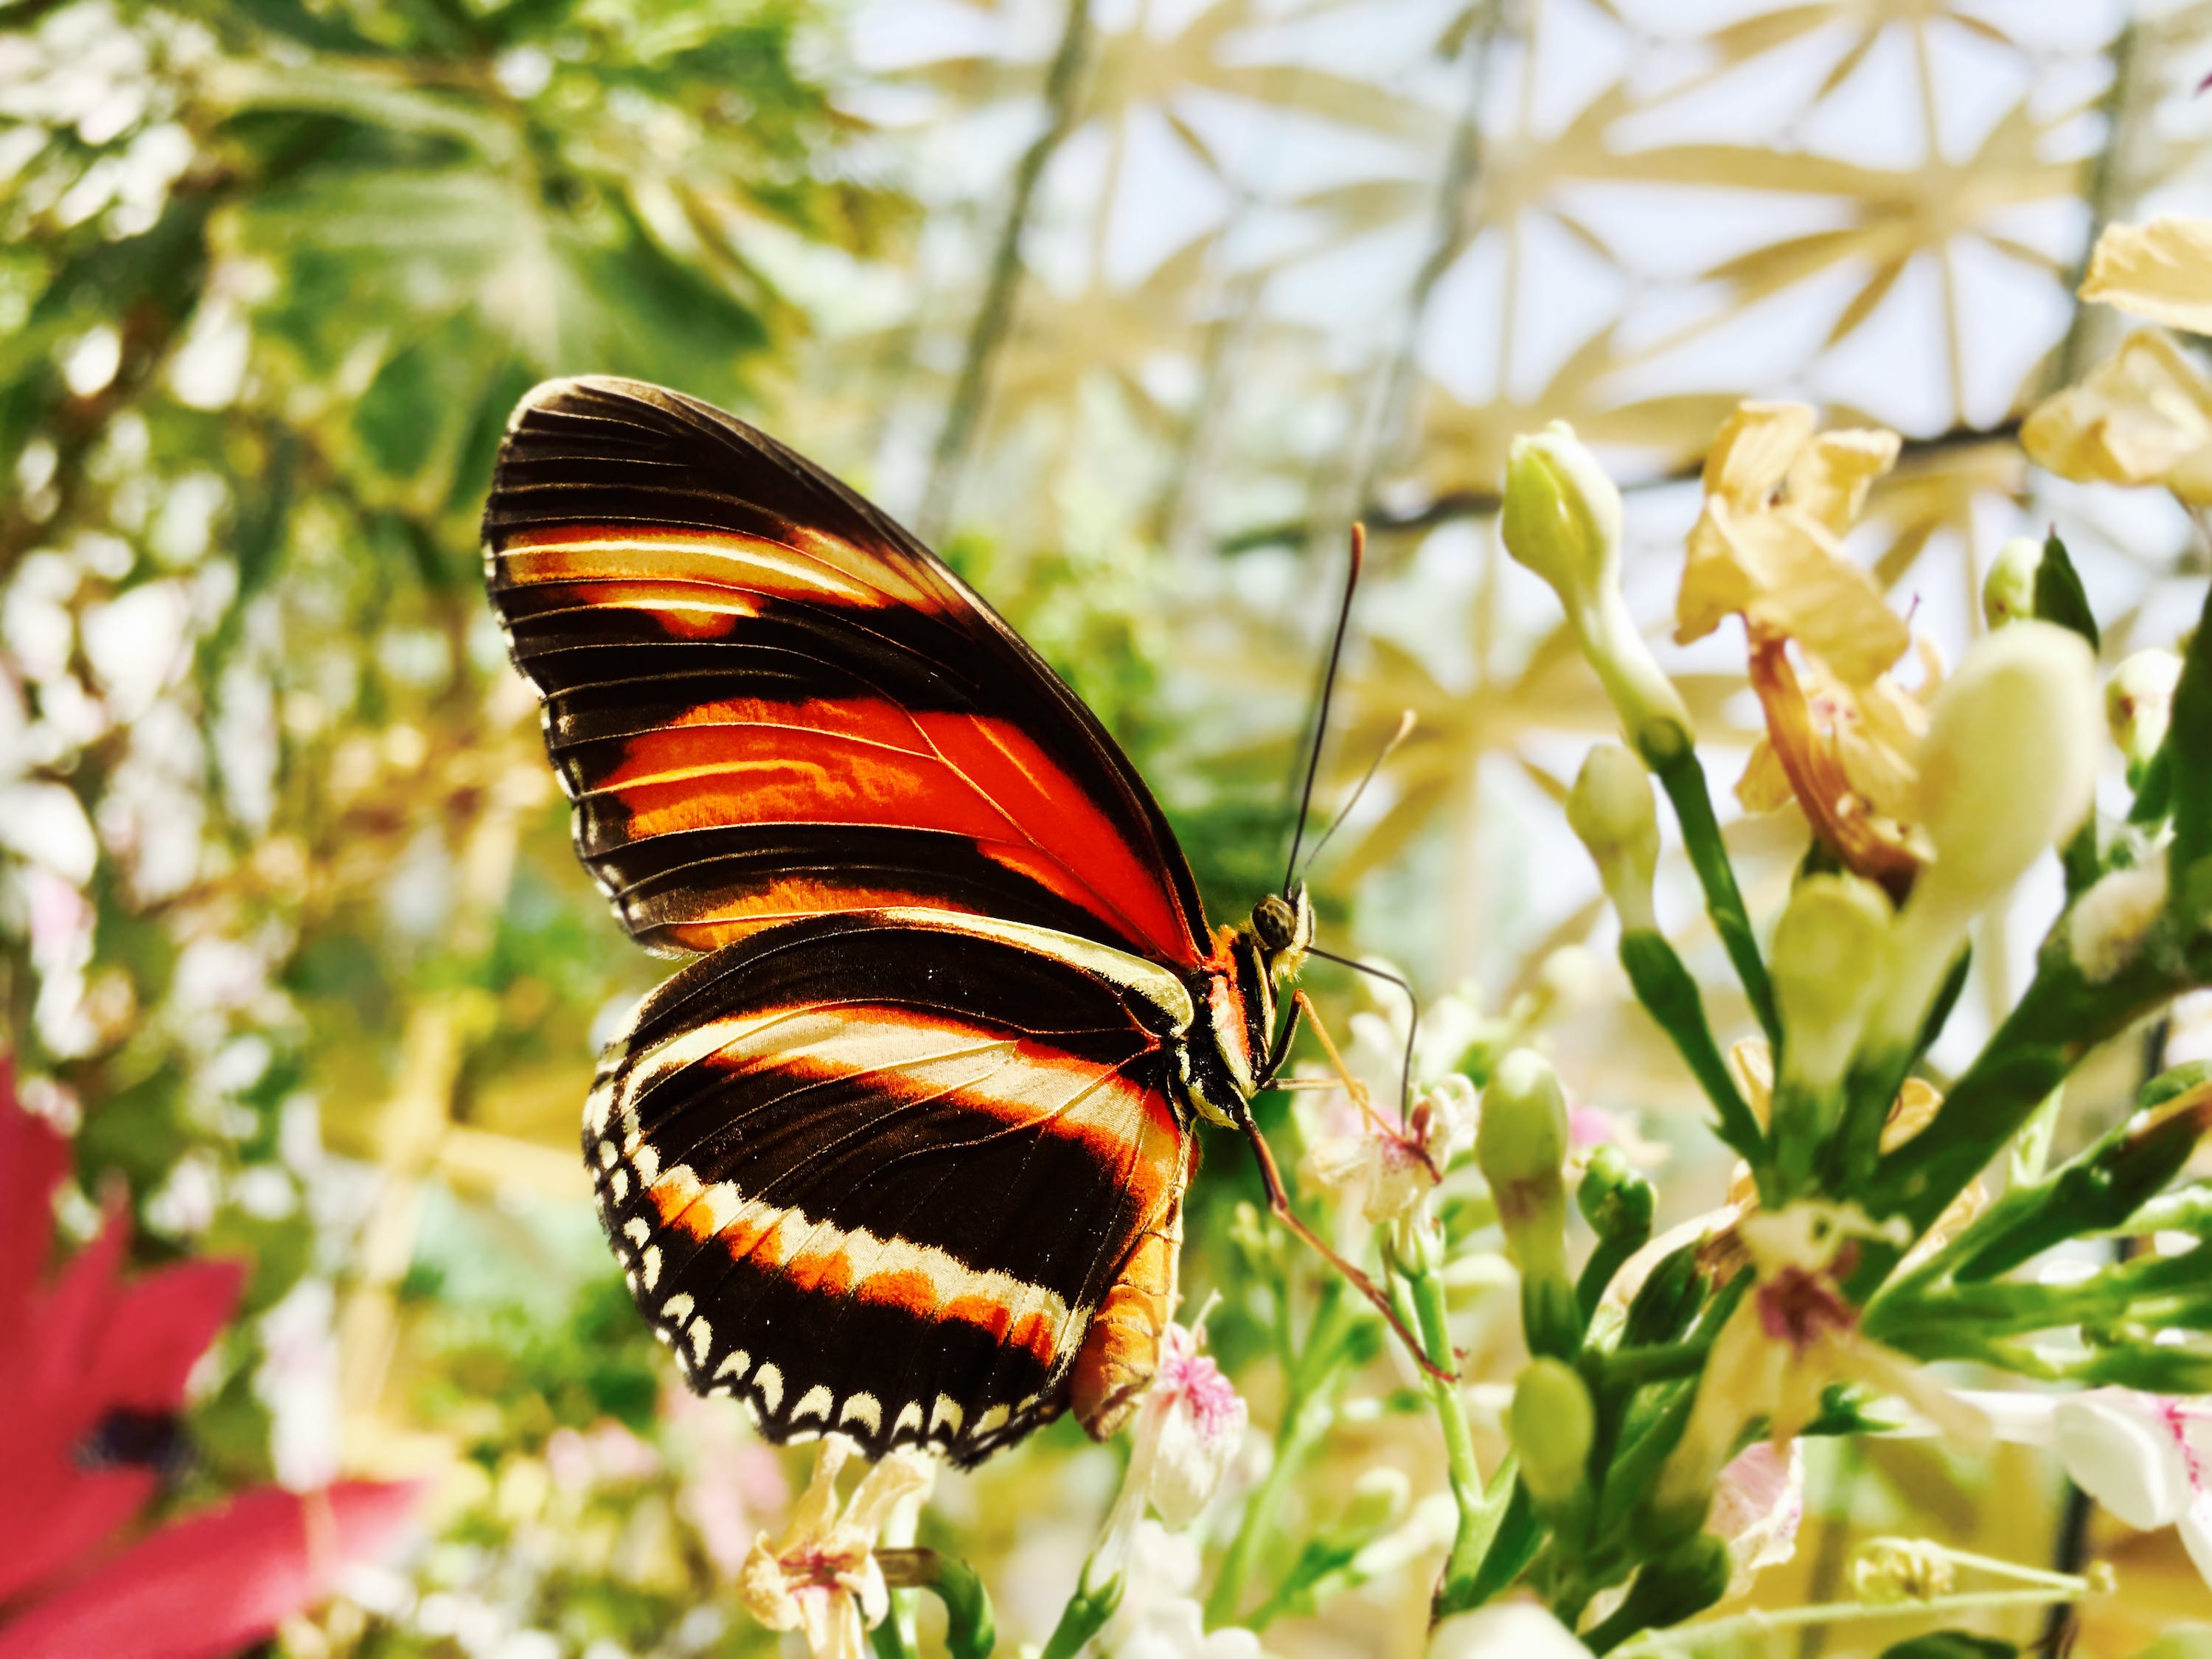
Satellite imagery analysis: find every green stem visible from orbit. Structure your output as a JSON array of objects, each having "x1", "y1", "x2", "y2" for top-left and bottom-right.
[
  {"x1": 1038, "y1": 1563, "x2": 1122, "y2": 1659},
  {"x1": 1617, "y1": 930, "x2": 1764, "y2": 1169},
  {"x1": 877, "y1": 1551, "x2": 996, "y2": 1659},
  {"x1": 1205, "y1": 1284, "x2": 1353, "y2": 1627},
  {"x1": 1612, "y1": 1585, "x2": 2092, "y2": 1656},
  {"x1": 1591, "y1": 1339, "x2": 1713, "y2": 1391},
  {"x1": 1652, "y1": 749, "x2": 1779, "y2": 1043},
  {"x1": 1402, "y1": 1263, "x2": 1495, "y2": 1595}
]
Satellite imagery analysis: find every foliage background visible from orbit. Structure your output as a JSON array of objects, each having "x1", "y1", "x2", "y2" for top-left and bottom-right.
[{"x1": 4, "y1": 0, "x2": 2212, "y2": 1653}]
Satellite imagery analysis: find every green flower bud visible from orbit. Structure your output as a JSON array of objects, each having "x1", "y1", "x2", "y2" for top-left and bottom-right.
[
  {"x1": 1770, "y1": 873, "x2": 1892, "y2": 1092},
  {"x1": 1338, "y1": 1467, "x2": 1411, "y2": 1537},
  {"x1": 1478, "y1": 1048, "x2": 1569, "y2": 1189},
  {"x1": 1567, "y1": 744, "x2": 1660, "y2": 932},
  {"x1": 1510, "y1": 1357, "x2": 1596, "y2": 1509},
  {"x1": 1502, "y1": 422, "x2": 1623, "y2": 603},
  {"x1": 1479, "y1": 1049, "x2": 1579, "y2": 1357},
  {"x1": 2109, "y1": 647, "x2": 2183, "y2": 786},
  {"x1": 1982, "y1": 535, "x2": 2041, "y2": 629},
  {"x1": 1863, "y1": 622, "x2": 2099, "y2": 1057},
  {"x1": 1576, "y1": 1143, "x2": 1654, "y2": 1243},
  {"x1": 1501, "y1": 423, "x2": 1695, "y2": 763}
]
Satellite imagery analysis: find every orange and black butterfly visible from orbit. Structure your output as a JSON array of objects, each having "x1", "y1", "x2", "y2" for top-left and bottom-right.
[{"x1": 484, "y1": 377, "x2": 1412, "y2": 1467}]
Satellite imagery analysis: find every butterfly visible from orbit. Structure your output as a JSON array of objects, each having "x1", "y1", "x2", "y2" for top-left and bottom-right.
[{"x1": 482, "y1": 376, "x2": 1424, "y2": 1467}]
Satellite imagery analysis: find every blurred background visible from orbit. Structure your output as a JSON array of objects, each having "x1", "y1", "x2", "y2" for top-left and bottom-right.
[{"x1": 6, "y1": 1, "x2": 2212, "y2": 1654}]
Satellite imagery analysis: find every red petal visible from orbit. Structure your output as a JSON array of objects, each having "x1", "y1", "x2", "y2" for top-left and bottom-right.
[
  {"x1": 0, "y1": 1064, "x2": 69, "y2": 1346},
  {"x1": 0, "y1": 1460, "x2": 154, "y2": 1609},
  {"x1": 0, "y1": 1481, "x2": 423, "y2": 1659},
  {"x1": 88, "y1": 1258, "x2": 246, "y2": 1412}
]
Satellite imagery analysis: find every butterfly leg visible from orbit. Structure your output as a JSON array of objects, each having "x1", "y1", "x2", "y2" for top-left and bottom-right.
[{"x1": 1235, "y1": 1116, "x2": 1454, "y2": 1382}]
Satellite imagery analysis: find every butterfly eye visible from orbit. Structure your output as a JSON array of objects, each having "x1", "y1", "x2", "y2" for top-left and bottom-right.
[{"x1": 1251, "y1": 893, "x2": 1298, "y2": 952}]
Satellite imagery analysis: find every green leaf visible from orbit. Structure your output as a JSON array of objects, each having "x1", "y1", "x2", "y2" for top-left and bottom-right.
[{"x1": 2032, "y1": 530, "x2": 2099, "y2": 651}]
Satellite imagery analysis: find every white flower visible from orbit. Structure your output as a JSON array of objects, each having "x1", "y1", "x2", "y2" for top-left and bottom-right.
[
  {"x1": 1301, "y1": 1074, "x2": 1478, "y2": 1229},
  {"x1": 737, "y1": 1438, "x2": 935, "y2": 1659},
  {"x1": 2053, "y1": 1389, "x2": 2212, "y2": 1585},
  {"x1": 1430, "y1": 1599, "x2": 1590, "y2": 1658},
  {"x1": 1121, "y1": 1322, "x2": 1248, "y2": 1531},
  {"x1": 1116, "y1": 1596, "x2": 1266, "y2": 1659}
]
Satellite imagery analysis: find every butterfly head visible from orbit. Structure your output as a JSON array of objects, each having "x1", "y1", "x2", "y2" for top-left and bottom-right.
[{"x1": 1250, "y1": 883, "x2": 1314, "y2": 985}]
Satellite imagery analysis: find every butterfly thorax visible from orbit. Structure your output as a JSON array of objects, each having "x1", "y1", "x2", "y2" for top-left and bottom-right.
[{"x1": 1174, "y1": 885, "x2": 1313, "y2": 1130}]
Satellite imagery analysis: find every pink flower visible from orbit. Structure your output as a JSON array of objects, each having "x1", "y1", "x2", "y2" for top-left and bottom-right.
[
  {"x1": 0, "y1": 1060, "x2": 421, "y2": 1659},
  {"x1": 2051, "y1": 1388, "x2": 2212, "y2": 1583},
  {"x1": 1127, "y1": 1322, "x2": 1250, "y2": 1529},
  {"x1": 1709, "y1": 1441, "x2": 1805, "y2": 1599}
]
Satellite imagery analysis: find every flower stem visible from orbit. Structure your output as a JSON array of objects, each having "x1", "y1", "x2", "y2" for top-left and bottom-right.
[
  {"x1": 1611, "y1": 1583, "x2": 2094, "y2": 1655},
  {"x1": 1206, "y1": 1282, "x2": 1354, "y2": 1627},
  {"x1": 1652, "y1": 749, "x2": 1779, "y2": 1043},
  {"x1": 1616, "y1": 930, "x2": 1764, "y2": 1167},
  {"x1": 1405, "y1": 1264, "x2": 1489, "y2": 1568}
]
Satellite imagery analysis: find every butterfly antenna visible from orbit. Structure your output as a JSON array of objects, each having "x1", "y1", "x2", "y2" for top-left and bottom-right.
[
  {"x1": 1282, "y1": 523, "x2": 1366, "y2": 897},
  {"x1": 1296, "y1": 709, "x2": 1415, "y2": 885},
  {"x1": 1307, "y1": 945, "x2": 1421, "y2": 1123}
]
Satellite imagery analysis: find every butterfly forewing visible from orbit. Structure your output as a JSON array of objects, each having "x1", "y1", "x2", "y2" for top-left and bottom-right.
[
  {"x1": 587, "y1": 914, "x2": 1193, "y2": 1465},
  {"x1": 483, "y1": 377, "x2": 1208, "y2": 968}
]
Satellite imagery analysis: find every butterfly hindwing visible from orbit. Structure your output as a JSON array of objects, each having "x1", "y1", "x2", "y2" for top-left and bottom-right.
[
  {"x1": 483, "y1": 377, "x2": 1208, "y2": 970},
  {"x1": 585, "y1": 911, "x2": 1194, "y2": 1466}
]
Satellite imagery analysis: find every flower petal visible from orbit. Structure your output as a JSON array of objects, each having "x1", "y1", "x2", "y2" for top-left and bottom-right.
[
  {"x1": 2081, "y1": 216, "x2": 2212, "y2": 333},
  {"x1": 0, "y1": 1481, "x2": 420, "y2": 1659},
  {"x1": 2054, "y1": 1390, "x2": 2196, "y2": 1529},
  {"x1": 2023, "y1": 331, "x2": 2212, "y2": 504},
  {"x1": 0, "y1": 1065, "x2": 69, "y2": 1346}
]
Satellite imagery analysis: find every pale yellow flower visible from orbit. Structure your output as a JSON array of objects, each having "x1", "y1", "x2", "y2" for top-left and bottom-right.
[
  {"x1": 737, "y1": 1439, "x2": 934, "y2": 1659},
  {"x1": 2022, "y1": 330, "x2": 2212, "y2": 504},
  {"x1": 2080, "y1": 214, "x2": 2212, "y2": 335},
  {"x1": 1736, "y1": 633, "x2": 1941, "y2": 896},
  {"x1": 1654, "y1": 1205, "x2": 1990, "y2": 1535},
  {"x1": 1676, "y1": 402, "x2": 1907, "y2": 686}
]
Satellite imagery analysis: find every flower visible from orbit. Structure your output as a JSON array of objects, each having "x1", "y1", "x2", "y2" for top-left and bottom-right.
[
  {"x1": 1100, "y1": 1520, "x2": 1270, "y2": 1659},
  {"x1": 1736, "y1": 619, "x2": 1940, "y2": 895},
  {"x1": 1301, "y1": 1074, "x2": 1477, "y2": 1231},
  {"x1": 1430, "y1": 1599, "x2": 1590, "y2": 1658},
  {"x1": 2080, "y1": 215, "x2": 2212, "y2": 335},
  {"x1": 1113, "y1": 1320, "x2": 1248, "y2": 1534},
  {"x1": 1858, "y1": 622, "x2": 2099, "y2": 1057},
  {"x1": 2024, "y1": 331, "x2": 2212, "y2": 503},
  {"x1": 2069, "y1": 852, "x2": 2171, "y2": 984},
  {"x1": 1982, "y1": 535, "x2": 2043, "y2": 629},
  {"x1": 737, "y1": 1436, "x2": 935, "y2": 1659},
  {"x1": 1708, "y1": 1441, "x2": 1805, "y2": 1601},
  {"x1": 1954, "y1": 1385, "x2": 2212, "y2": 1590},
  {"x1": 1511, "y1": 1358, "x2": 1596, "y2": 1511},
  {"x1": 1479, "y1": 1050, "x2": 1579, "y2": 1359},
  {"x1": 1767, "y1": 873, "x2": 1893, "y2": 1094},
  {"x1": 1675, "y1": 402, "x2": 1906, "y2": 686},
  {"x1": 0, "y1": 1062, "x2": 422, "y2": 1659},
  {"x1": 1503, "y1": 422, "x2": 1695, "y2": 761},
  {"x1": 2110, "y1": 648, "x2": 2183, "y2": 785},
  {"x1": 1654, "y1": 1203, "x2": 1989, "y2": 1540}
]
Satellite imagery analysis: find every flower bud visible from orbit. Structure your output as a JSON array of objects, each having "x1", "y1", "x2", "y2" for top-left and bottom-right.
[
  {"x1": 1503, "y1": 424, "x2": 1695, "y2": 762},
  {"x1": 1982, "y1": 535, "x2": 2041, "y2": 629},
  {"x1": 1339, "y1": 1467, "x2": 1411, "y2": 1537},
  {"x1": 1770, "y1": 874, "x2": 1892, "y2": 1092},
  {"x1": 1478, "y1": 1048, "x2": 1569, "y2": 1189},
  {"x1": 1479, "y1": 1049, "x2": 1579, "y2": 1357},
  {"x1": 1916, "y1": 622, "x2": 2099, "y2": 920},
  {"x1": 1511, "y1": 1358, "x2": 1596, "y2": 1509},
  {"x1": 1577, "y1": 1143, "x2": 1654, "y2": 1243},
  {"x1": 2109, "y1": 648, "x2": 2182, "y2": 785},
  {"x1": 1502, "y1": 422, "x2": 1622, "y2": 604},
  {"x1": 1567, "y1": 744, "x2": 1660, "y2": 932},
  {"x1": 2068, "y1": 853, "x2": 2169, "y2": 984}
]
